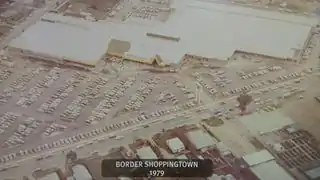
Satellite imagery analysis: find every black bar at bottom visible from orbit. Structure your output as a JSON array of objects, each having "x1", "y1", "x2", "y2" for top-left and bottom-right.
[{"x1": 101, "y1": 159, "x2": 213, "y2": 178}]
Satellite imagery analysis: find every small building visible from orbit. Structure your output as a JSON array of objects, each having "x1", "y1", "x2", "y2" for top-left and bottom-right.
[
  {"x1": 243, "y1": 150, "x2": 294, "y2": 180},
  {"x1": 72, "y1": 164, "x2": 93, "y2": 180},
  {"x1": 38, "y1": 172, "x2": 60, "y2": 180},
  {"x1": 239, "y1": 111, "x2": 294, "y2": 135},
  {"x1": 136, "y1": 146, "x2": 158, "y2": 159},
  {"x1": 166, "y1": 137, "x2": 185, "y2": 153},
  {"x1": 185, "y1": 130, "x2": 218, "y2": 150}
]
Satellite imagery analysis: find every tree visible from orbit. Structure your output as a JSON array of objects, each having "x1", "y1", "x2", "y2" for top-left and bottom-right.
[
  {"x1": 66, "y1": 150, "x2": 77, "y2": 161},
  {"x1": 237, "y1": 93, "x2": 253, "y2": 115}
]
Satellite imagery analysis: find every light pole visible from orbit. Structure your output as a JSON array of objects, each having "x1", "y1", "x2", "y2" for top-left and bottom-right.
[{"x1": 196, "y1": 83, "x2": 201, "y2": 104}]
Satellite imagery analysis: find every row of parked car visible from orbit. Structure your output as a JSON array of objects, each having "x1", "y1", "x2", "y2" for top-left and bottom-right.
[
  {"x1": 0, "y1": 99, "x2": 199, "y2": 164},
  {"x1": 277, "y1": 72, "x2": 304, "y2": 81},
  {"x1": 157, "y1": 91, "x2": 179, "y2": 105},
  {"x1": 131, "y1": 6, "x2": 160, "y2": 19},
  {"x1": 3, "y1": 117, "x2": 41, "y2": 148},
  {"x1": 38, "y1": 72, "x2": 86, "y2": 114},
  {"x1": 238, "y1": 66, "x2": 283, "y2": 80},
  {"x1": 207, "y1": 70, "x2": 232, "y2": 88},
  {"x1": 85, "y1": 75, "x2": 137, "y2": 124},
  {"x1": 133, "y1": 5, "x2": 161, "y2": 13},
  {"x1": 301, "y1": 28, "x2": 319, "y2": 62},
  {"x1": 192, "y1": 73, "x2": 218, "y2": 96},
  {"x1": 0, "y1": 67, "x2": 43, "y2": 103},
  {"x1": 0, "y1": 112, "x2": 20, "y2": 135},
  {"x1": 221, "y1": 71, "x2": 305, "y2": 97},
  {"x1": 137, "y1": 100, "x2": 198, "y2": 121},
  {"x1": 16, "y1": 68, "x2": 61, "y2": 108},
  {"x1": 61, "y1": 77, "x2": 108, "y2": 122},
  {"x1": 0, "y1": 69, "x2": 12, "y2": 84},
  {"x1": 42, "y1": 123, "x2": 67, "y2": 137},
  {"x1": 124, "y1": 76, "x2": 159, "y2": 111},
  {"x1": 173, "y1": 80, "x2": 196, "y2": 100}
]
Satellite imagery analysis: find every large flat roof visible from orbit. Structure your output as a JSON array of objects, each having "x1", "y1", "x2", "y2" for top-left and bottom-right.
[
  {"x1": 9, "y1": 14, "x2": 110, "y2": 66},
  {"x1": 136, "y1": 146, "x2": 158, "y2": 159},
  {"x1": 239, "y1": 111, "x2": 294, "y2": 135},
  {"x1": 250, "y1": 160, "x2": 294, "y2": 180},
  {"x1": 149, "y1": 0, "x2": 318, "y2": 61},
  {"x1": 9, "y1": 0, "x2": 318, "y2": 64},
  {"x1": 186, "y1": 130, "x2": 218, "y2": 150},
  {"x1": 243, "y1": 150, "x2": 294, "y2": 180},
  {"x1": 242, "y1": 150, "x2": 275, "y2": 166}
]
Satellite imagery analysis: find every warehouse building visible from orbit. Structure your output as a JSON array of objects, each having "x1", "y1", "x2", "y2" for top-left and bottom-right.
[
  {"x1": 242, "y1": 150, "x2": 295, "y2": 180},
  {"x1": 8, "y1": 13, "x2": 110, "y2": 67},
  {"x1": 8, "y1": 0, "x2": 318, "y2": 67},
  {"x1": 136, "y1": 146, "x2": 158, "y2": 159},
  {"x1": 239, "y1": 111, "x2": 294, "y2": 135},
  {"x1": 185, "y1": 130, "x2": 218, "y2": 150}
]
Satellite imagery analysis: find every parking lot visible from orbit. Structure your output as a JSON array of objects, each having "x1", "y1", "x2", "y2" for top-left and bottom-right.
[
  {"x1": 0, "y1": 56, "x2": 202, "y2": 159},
  {"x1": 0, "y1": 46, "x2": 316, "y2": 167},
  {"x1": 1, "y1": 1, "x2": 320, "y2": 180},
  {"x1": 185, "y1": 56, "x2": 311, "y2": 100},
  {"x1": 109, "y1": 0, "x2": 171, "y2": 22}
]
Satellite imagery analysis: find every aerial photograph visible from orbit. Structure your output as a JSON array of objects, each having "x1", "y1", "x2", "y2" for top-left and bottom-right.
[{"x1": 0, "y1": 0, "x2": 320, "y2": 179}]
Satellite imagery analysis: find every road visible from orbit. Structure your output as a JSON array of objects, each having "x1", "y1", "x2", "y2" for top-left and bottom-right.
[{"x1": 0, "y1": 109, "x2": 213, "y2": 179}]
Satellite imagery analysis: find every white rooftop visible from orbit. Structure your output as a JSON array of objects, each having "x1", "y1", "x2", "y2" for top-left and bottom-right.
[
  {"x1": 72, "y1": 164, "x2": 93, "y2": 180},
  {"x1": 166, "y1": 137, "x2": 185, "y2": 153},
  {"x1": 186, "y1": 130, "x2": 218, "y2": 150},
  {"x1": 250, "y1": 160, "x2": 294, "y2": 180},
  {"x1": 243, "y1": 150, "x2": 294, "y2": 180},
  {"x1": 38, "y1": 172, "x2": 60, "y2": 180},
  {"x1": 242, "y1": 150, "x2": 275, "y2": 167},
  {"x1": 9, "y1": 0, "x2": 318, "y2": 65},
  {"x1": 239, "y1": 111, "x2": 294, "y2": 135},
  {"x1": 136, "y1": 146, "x2": 158, "y2": 159},
  {"x1": 9, "y1": 14, "x2": 110, "y2": 66},
  {"x1": 10, "y1": 0, "x2": 319, "y2": 65}
]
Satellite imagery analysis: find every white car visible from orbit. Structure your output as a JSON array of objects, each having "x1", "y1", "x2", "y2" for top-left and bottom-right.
[{"x1": 115, "y1": 136, "x2": 124, "y2": 140}]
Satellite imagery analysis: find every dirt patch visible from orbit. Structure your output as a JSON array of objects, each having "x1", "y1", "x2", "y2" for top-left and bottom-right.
[
  {"x1": 107, "y1": 39, "x2": 131, "y2": 55},
  {"x1": 202, "y1": 116, "x2": 224, "y2": 127}
]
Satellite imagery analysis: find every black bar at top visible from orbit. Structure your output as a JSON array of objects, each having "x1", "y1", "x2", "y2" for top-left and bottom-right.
[{"x1": 101, "y1": 159, "x2": 213, "y2": 177}]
